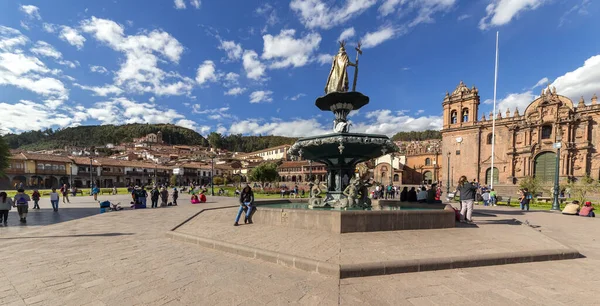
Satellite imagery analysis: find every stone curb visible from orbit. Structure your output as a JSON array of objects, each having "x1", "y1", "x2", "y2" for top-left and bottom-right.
[
  {"x1": 339, "y1": 248, "x2": 581, "y2": 279},
  {"x1": 166, "y1": 231, "x2": 339, "y2": 277}
]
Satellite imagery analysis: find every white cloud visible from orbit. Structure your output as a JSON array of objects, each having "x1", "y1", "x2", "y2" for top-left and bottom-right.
[
  {"x1": 42, "y1": 23, "x2": 56, "y2": 33},
  {"x1": 174, "y1": 0, "x2": 186, "y2": 9},
  {"x1": 191, "y1": 104, "x2": 234, "y2": 121},
  {"x1": 0, "y1": 100, "x2": 85, "y2": 133},
  {"x1": 87, "y1": 97, "x2": 198, "y2": 130},
  {"x1": 458, "y1": 14, "x2": 471, "y2": 21},
  {"x1": 81, "y1": 16, "x2": 192, "y2": 96},
  {"x1": 57, "y1": 60, "x2": 79, "y2": 69},
  {"x1": 225, "y1": 87, "x2": 247, "y2": 96},
  {"x1": 218, "y1": 40, "x2": 243, "y2": 61},
  {"x1": 0, "y1": 51, "x2": 68, "y2": 101},
  {"x1": 559, "y1": 0, "x2": 591, "y2": 27},
  {"x1": 30, "y1": 41, "x2": 61, "y2": 59},
  {"x1": 353, "y1": 110, "x2": 442, "y2": 135},
  {"x1": 379, "y1": 0, "x2": 456, "y2": 27},
  {"x1": 242, "y1": 50, "x2": 266, "y2": 80},
  {"x1": 196, "y1": 60, "x2": 218, "y2": 85},
  {"x1": 338, "y1": 27, "x2": 355, "y2": 42},
  {"x1": 0, "y1": 26, "x2": 29, "y2": 51},
  {"x1": 479, "y1": 0, "x2": 547, "y2": 30},
  {"x1": 551, "y1": 55, "x2": 600, "y2": 102},
  {"x1": 532, "y1": 77, "x2": 549, "y2": 89},
  {"x1": 256, "y1": 3, "x2": 279, "y2": 30},
  {"x1": 262, "y1": 29, "x2": 321, "y2": 69},
  {"x1": 362, "y1": 26, "x2": 396, "y2": 48},
  {"x1": 494, "y1": 91, "x2": 535, "y2": 114},
  {"x1": 223, "y1": 72, "x2": 239, "y2": 86},
  {"x1": 316, "y1": 53, "x2": 332, "y2": 65},
  {"x1": 74, "y1": 83, "x2": 123, "y2": 96},
  {"x1": 290, "y1": 0, "x2": 377, "y2": 30},
  {"x1": 190, "y1": 0, "x2": 201, "y2": 9},
  {"x1": 229, "y1": 118, "x2": 330, "y2": 137},
  {"x1": 90, "y1": 65, "x2": 109, "y2": 74},
  {"x1": 249, "y1": 90, "x2": 273, "y2": 103},
  {"x1": 59, "y1": 26, "x2": 86, "y2": 49},
  {"x1": 20, "y1": 5, "x2": 41, "y2": 20},
  {"x1": 288, "y1": 93, "x2": 306, "y2": 101}
]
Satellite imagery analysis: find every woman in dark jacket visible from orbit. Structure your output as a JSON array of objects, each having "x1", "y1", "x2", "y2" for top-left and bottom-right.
[
  {"x1": 407, "y1": 187, "x2": 418, "y2": 202},
  {"x1": 234, "y1": 185, "x2": 255, "y2": 226},
  {"x1": 400, "y1": 187, "x2": 408, "y2": 202}
]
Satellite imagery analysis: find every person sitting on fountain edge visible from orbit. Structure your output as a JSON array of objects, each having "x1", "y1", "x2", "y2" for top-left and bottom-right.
[{"x1": 234, "y1": 185, "x2": 255, "y2": 226}]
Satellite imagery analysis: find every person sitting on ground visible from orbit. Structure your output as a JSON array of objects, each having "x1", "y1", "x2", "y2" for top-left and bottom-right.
[
  {"x1": 191, "y1": 194, "x2": 200, "y2": 204},
  {"x1": 579, "y1": 201, "x2": 595, "y2": 217},
  {"x1": 416, "y1": 187, "x2": 428, "y2": 203},
  {"x1": 562, "y1": 200, "x2": 580, "y2": 215},
  {"x1": 199, "y1": 191, "x2": 207, "y2": 203}
]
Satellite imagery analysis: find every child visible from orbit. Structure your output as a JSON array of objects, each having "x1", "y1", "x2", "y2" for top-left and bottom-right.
[
  {"x1": 32, "y1": 189, "x2": 41, "y2": 209},
  {"x1": 579, "y1": 201, "x2": 595, "y2": 217},
  {"x1": 50, "y1": 188, "x2": 60, "y2": 212},
  {"x1": 190, "y1": 194, "x2": 200, "y2": 204}
]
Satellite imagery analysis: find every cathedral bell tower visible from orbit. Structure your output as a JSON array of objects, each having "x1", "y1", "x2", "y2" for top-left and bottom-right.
[{"x1": 442, "y1": 81, "x2": 480, "y2": 129}]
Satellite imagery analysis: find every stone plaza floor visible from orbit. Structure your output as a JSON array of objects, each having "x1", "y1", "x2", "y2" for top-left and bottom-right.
[{"x1": 0, "y1": 194, "x2": 599, "y2": 305}]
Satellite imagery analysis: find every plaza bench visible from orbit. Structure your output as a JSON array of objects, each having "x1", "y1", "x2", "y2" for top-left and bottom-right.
[{"x1": 536, "y1": 196, "x2": 568, "y2": 203}]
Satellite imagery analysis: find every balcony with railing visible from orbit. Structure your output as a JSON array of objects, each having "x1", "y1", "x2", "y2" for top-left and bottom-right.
[{"x1": 36, "y1": 168, "x2": 68, "y2": 175}]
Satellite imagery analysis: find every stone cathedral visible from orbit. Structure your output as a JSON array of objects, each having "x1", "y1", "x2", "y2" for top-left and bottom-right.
[{"x1": 441, "y1": 81, "x2": 600, "y2": 191}]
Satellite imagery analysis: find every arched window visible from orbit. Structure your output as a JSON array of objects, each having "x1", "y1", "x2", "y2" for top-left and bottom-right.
[
  {"x1": 425, "y1": 158, "x2": 431, "y2": 166},
  {"x1": 486, "y1": 133, "x2": 493, "y2": 145},
  {"x1": 485, "y1": 167, "x2": 499, "y2": 185},
  {"x1": 541, "y1": 125, "x2": 552, "y2": 139},
  {"x1": 393, "y1": 174, "x2": 399, "y2": 182},
  {"x1": 462, "y1": 108, "x2": 469, "y2": 122},
  {"x1": 37, "y1": 164, "x2": 44, "y2": 170},
  {"x1": 450, "y1": 110, "x2": 458, "y2": 124},
  {"x1": 423, "y1": 171, "x2": 433, "y2": 184}
]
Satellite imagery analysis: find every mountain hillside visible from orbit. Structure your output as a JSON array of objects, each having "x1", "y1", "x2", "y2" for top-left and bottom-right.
[{"x1": 4, "y1": 124, "x2": 208, "y2": 150}]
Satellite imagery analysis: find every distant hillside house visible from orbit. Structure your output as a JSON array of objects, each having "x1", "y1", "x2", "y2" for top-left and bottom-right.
[{"x1": 134, "y1": 131, "x2": 164, "y2": 144}]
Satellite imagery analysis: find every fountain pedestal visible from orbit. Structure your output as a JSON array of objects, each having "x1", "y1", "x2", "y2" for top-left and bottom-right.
[{"x1": 289, "y1": 91, "x2": 399, "y2": 209}]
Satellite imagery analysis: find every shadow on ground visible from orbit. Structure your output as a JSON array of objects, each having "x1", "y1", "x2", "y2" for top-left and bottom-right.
[
  {"x1": 0, "y1": 233, "x2": 133, "y2": 239},
  {"x1": 1, "y1": 207, "x2": 101, "y2": 228}
]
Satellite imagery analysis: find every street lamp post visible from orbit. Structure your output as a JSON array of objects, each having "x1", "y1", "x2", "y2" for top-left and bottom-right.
[
  {"x1": 551, "y1": 129, "x2": 563, "y2": 211},
  {"x1": 446, "y1": 152, "x2": 451, "y2": 195},
  {"x1": 89, "y1": 146, "x2": 95, "y2": 193},
  {"x1": 210, "y1": 154, "x2": 215, "y2": 196}
]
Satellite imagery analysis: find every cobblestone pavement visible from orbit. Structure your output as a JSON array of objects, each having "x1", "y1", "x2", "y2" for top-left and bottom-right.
[
  {"x1": 1, "y1": 197, "x2": 599, "y2": 305},
  {"x1": 176, "y1": 207, "x2": 572, "y2": 265},
  {"x1": 0, "y1": 195, "x2": 338, "y2": 305}
]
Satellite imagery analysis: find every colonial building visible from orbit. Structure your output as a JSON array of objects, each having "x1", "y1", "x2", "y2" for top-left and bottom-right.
[
  {"x1": 397, "y1": 140, "x2": 443, "y2": 185},
  {"x1": 239, "y1": 144, "x2": 291, "y2": 162},
  {"x1": 441, "y1": 81, "x2": 600, "y2": 191},
  {"x1": 277, "y1": 161, "x2": 327, "y2": 183},
  {"x1": 373, "y1": 154, "x2": 404, "y2": 185}
]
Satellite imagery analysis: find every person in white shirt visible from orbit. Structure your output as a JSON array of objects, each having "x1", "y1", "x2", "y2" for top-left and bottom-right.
[
  {"x1": 50, "y1": 188, "x2": 60, "y2": 212},
  {"x1": 416, "y1": 187, "x2": 428, "y2": 203}
]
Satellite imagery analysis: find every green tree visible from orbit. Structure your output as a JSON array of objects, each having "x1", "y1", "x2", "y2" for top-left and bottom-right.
[
  {"x1": 212, "y1": 176, "x2": 224, "y2": 185},
  {"x1": 170, "y1": 174, "x2": 178, "y2": 186},
  {"x1": 519, "y1": 176, "x2": 542, "y2": 203},
  {"x1": 207, "y1": 132, "x2": 223, "y2": 149},
  {"x1": 567, "y1": 176, "x2": 600, "y2": 204},
  {"x1": 391, "y1": 130, "x2": 442, "y2": 141},
  {"x1": 249, "y1": 162, "x2": 279, "y2": 187},
  {"x1": 0, "y1": 136, "x2": 9, "y2": 176}
]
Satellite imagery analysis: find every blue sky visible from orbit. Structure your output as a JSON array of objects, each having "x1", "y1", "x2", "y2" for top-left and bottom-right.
[{"x1": 0, "y1": 0, "x2": 599, "y2": 137}]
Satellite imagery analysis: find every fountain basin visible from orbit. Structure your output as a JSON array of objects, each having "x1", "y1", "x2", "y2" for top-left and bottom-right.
[{"x1": 253, "y1": 199, "x2": 456, "y2": 233}]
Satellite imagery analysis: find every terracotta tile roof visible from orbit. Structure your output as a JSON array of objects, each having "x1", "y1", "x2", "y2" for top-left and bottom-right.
[
  {"x1": 21, "y1": 152, "x2": 73, "y2": 163},
  {"x1": 278, "y1": 161, "x2": 326, "y2": 168},
  {"x1": 70, "y1": 156, "x2": 102, "y2": 166},
  {"x1": 9, "y1": 153, "x2": 27, "y2": 160}
]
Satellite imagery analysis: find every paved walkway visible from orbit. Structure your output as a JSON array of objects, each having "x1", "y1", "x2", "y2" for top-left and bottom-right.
[
  {"x1": 176, "y1": 207, "x2": 573, "y2": 265},
  {"x1": 0, "y1": 197, "x2": 599, "y2": 305}
]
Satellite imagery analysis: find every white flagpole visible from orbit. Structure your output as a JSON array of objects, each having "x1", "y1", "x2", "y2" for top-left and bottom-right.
[{"x1": 490, "y1": 31, "x2": 499, "y2": 189}]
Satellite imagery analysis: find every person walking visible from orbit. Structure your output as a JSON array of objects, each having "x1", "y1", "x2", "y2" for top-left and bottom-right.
[
  {"x1": 172, "y1": 188, "x2": 179, "y2": 206},
  {"x1": 160, "y1": 187, "x2": 169, "y2": 207},
  {"x1": 61, "y1": 184, "x2": 70, "y2": 203},
  {"x1": 50, "y1": 188, "x2": 60, "y2": 212},
  {"x1": 234, "y1": 185, "x2": 255, "y2": 226},
  {"x1": 0, "y1": 192, "x2": 13, "y2": 226},
  {"x1": 519, "y1": 188, "x2": 532, "y2": 211},
  {"x1": 92, "y1": 185, "x2": 99, "y2": 201},
  {"x1": 32, "y1": 189, "x2": 41, "y2": 209},
  {"x1": 13, "y1": 189, "x2": 31, "y2": 223},
  {"x1": 150, "y1": 186, "x2": 160, "y2": 208},
  {"x1": 455, "y1": 176, "x2": 477, "y2": 223}
]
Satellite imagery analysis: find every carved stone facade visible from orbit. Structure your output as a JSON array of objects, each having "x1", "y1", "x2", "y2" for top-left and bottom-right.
[{"x1": 442, "y1": 81, "x2": 600, "y2": 191}]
